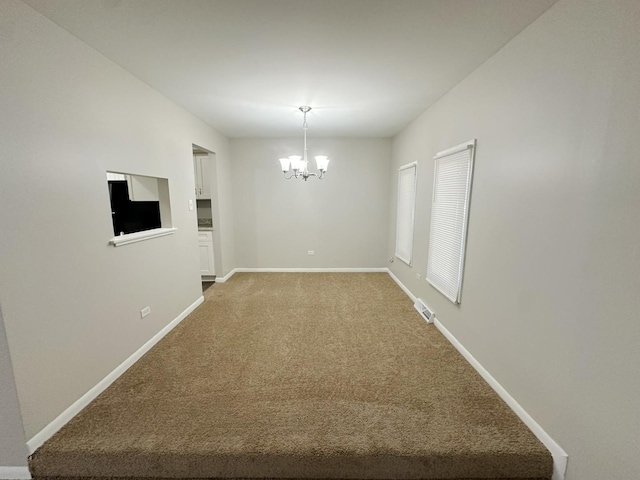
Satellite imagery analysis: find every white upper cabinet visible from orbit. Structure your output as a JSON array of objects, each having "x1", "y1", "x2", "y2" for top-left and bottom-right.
[
  {"x1": 106, "y1": 172, "x2": 126, "y2": 181},
  {"x1": 126, "y1": 174, "x2": 160, "y2": 202},
  {"x1": 107, "y1": 172, "x2": 160, "y2": 202},
  {"x1": 193, "y1": 154, "x2": 211, "y2": 199}
]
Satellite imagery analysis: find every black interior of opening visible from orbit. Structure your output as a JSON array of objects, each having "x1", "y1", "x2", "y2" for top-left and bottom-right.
[{"x1": 108, "y1": 180, "x2": 161, "y2": 235}]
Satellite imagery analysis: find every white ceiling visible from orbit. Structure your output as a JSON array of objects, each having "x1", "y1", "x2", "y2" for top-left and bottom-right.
[{"x1": 23, "y1": 0, "x2": 556, "y2": 137}]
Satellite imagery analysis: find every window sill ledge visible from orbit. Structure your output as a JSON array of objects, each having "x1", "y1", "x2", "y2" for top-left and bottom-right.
[{"x1": 109, "y1": 228, "x2": 177, "y2": 247}]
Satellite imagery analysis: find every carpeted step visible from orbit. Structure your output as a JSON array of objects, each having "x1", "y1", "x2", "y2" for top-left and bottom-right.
[{"x1": 29, "y1": 273, "x2": 553, "y2": 480}]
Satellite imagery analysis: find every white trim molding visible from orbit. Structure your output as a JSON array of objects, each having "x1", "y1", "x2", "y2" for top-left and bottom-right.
[
  {"x1": 216, "y1": 268, "x2": 387, "y2": 283},
  {"x1": 0, "y1": 467, "x2": 31, "y2": 479},
  {"x1": 215, "y1": 268, "x2": 237, "y2": 283},
  {"x1": 386, "y1": 269, "x2": 568, "y2": 480},
  {"x1": 26, "y1": 295, "x2": 204, "y2": 454},
  {"x1": 233, "y1": 268, "x2": 388, "y2": 273},
  {"x1": 387, "y1": 269, "x2": 417, "y2": 303},
  {"x1": 109, "y1": 227, "x2": 177, "y2": 247}
]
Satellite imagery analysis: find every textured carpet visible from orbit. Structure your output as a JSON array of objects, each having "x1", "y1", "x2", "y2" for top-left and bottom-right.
[{"x1": 30, "y1": 273, "x2": 552, "y2": 480}]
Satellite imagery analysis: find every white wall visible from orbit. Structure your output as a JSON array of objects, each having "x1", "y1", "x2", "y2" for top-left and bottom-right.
[
  {"x1": 0, "y1": 0, "x2": 234, "y2": 451},
  {"x1": 0, "y1": 306, "x2": 28, "y2": 467},
  {"x1": 212, "y1": 152, "x2": 236, "y2": 276},
  {"x1": 388, "y1": 1, "x2": 640, "y2": 479},
  {"x1": 230, "y1": 138, "x2": 391, "y2": 268}
]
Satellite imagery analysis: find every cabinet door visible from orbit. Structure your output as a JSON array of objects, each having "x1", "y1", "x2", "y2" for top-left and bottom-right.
[
  {"x1": 198, "y1": 156, "x2": 211, "y2": 199},
  {"x1": 193, "y1": 156, "x2": 201, "y2": 198},
  {"x1": 126, "y1": 175, "x2": 159, "y2": 202},
  {"x1": 198, "y1": 243, "x2": 214, "y2": 275},
  {"x1": 197, "y1": 232, "x2": 215, "y2": 275}
]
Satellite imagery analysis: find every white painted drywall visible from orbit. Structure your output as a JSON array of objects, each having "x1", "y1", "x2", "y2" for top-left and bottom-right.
[
  {"x1": 0, "y1": 306, "x2": 28, "y2": 467},
  {"x1": 0, "y1": 0, "x2": 234, "y2": 449},
  {"x1": 212, "y1": 152, "x2": 236, "y2": 276},
  {"x1": 230, "y1": 138, "x2": 391, "y2": 268},
  {"x1": 388, "y1": 1, "x2": 640, "y2": 479}
]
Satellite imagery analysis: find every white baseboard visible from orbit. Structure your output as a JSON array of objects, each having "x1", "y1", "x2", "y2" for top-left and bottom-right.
[
  {"x1": 217, "y1": 268, "x2": 388, "y2": 282},
  {"x1": 386, "y1": 269, "x2": 417, "y2": 302},
  {"x1": 215, "y1": 268, "x2": 236, "y2": 283},
  {"x1": 386, "y1": 270, "x2": 568, "y2": 480},
  {"x1": 26, "y1": 295, "x2": 204, "y2": 455},
  {"x1": 233, "y1": 267, "x2": 388, "y2": 273},
  {"x1": 0, "y1": 466, "x2": 31, "y2": 479}
]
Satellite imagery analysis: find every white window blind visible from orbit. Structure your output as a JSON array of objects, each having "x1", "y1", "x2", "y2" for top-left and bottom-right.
[
  {"x1": 395, "y1": 163, "x2": 417, "y2": 265},
  {"x1": 426, "y1": 140, "x2": 476, "y2": 304}
]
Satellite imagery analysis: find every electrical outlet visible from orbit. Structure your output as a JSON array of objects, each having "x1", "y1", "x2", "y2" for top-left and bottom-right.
[
  {"x1": 307, "y1": 250, "x2": 315, "y2": 255},
  {"x1": 188, "y1": 199, "x2": 194, "y2": 211},
  {"x1": 416, "y1": 273, "x2": 421, "y2": 280},
  {"x1": 140, "y1": 306, "x2": 151, "y2": 319}
]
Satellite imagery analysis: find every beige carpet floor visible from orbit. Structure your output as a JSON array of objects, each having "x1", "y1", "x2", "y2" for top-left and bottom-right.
[{"x1": 29, "y1": 273, "x2": 552, "y2": 480}]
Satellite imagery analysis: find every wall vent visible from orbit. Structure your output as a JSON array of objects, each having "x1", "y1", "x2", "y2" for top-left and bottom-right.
[{"x1": 414, "y1": 298, "x2": 435, "y2": 323}]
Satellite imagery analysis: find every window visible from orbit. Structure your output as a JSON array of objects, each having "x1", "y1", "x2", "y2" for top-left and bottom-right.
[
  {"x1": 106, "y1": 172, "x2": 175, "y2": 246},
  {"x1": 426, "y1": 140, "x2": 476, "y2": 304},
  {"x1": 395, "y1": 163, "x2": 417, "y2": 265}
]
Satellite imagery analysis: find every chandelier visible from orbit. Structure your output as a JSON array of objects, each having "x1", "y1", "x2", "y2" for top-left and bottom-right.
[{"x1": 278, "y1": 106, "x2": 329, "y2": 181}]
